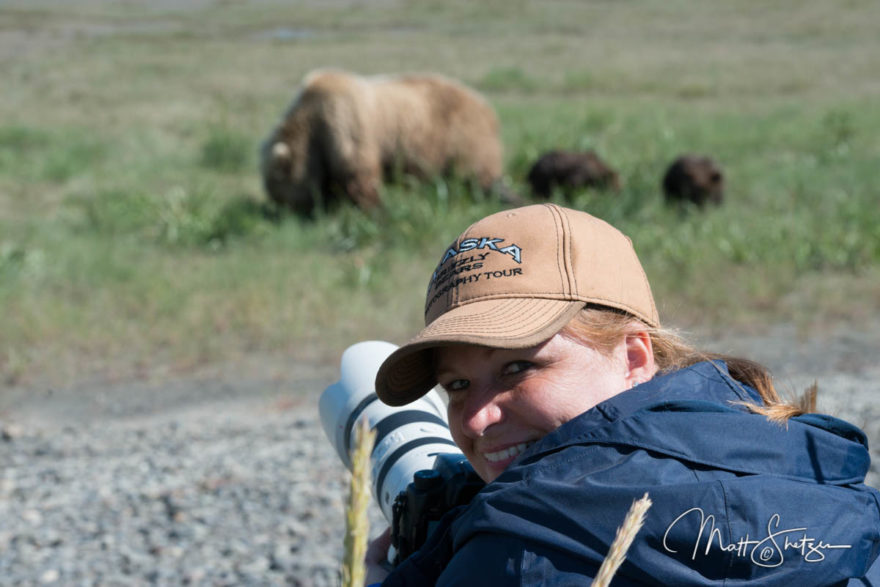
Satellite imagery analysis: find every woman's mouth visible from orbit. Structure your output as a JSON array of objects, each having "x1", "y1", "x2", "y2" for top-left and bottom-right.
[{"x1": 483, "y1": 441, "x2": 534, "y2": 463}]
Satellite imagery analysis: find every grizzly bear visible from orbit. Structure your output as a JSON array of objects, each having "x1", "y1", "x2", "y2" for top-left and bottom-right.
[
  {"x1": 260, "y1": 69, "x2": 504, "y2": 216},
  {"x1": 526, "y1": 149, "x2": 621, "y2": 199},
  {"x1": 661, "y1": 154, "x2": 724, "y2": 207}
]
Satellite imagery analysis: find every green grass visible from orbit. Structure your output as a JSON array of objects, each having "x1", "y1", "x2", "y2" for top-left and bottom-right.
[{"x1": 1, "y1": 0, "x2": 879, "y2": 385}]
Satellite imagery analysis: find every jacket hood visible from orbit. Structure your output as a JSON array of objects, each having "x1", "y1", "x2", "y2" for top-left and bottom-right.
[
  {"x1": 522, "y1": 360, "x2": 871, "y2": 484},
  {"x1": 448, "y1": 361, "x2": 880, "y2": 585}
]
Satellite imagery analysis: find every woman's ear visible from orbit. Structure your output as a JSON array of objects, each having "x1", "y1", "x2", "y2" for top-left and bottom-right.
[{"x1": 624, "y1": 331, "x2": 656, "y2": 388}]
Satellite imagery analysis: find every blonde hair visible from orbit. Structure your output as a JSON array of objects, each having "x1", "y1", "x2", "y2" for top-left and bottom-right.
[{"x1": 559, "y1": 306, "x2": 816, "y2": 423}]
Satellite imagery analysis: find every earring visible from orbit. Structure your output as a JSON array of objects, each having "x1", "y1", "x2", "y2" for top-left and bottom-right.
[{"x1": 629, "y1": 380, "x2": 640, "y2": 390}]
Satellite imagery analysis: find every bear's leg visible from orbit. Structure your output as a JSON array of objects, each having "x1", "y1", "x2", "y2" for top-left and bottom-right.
[
  {"x1": 344, "y1": 168, "x2": 382, "y2": 210},
  {"x1": 329, "y1": 146, "x2": 382, "y2": 210},
  {"x1": 318, "y1": 119, "x2": 383, "y2": 211}
]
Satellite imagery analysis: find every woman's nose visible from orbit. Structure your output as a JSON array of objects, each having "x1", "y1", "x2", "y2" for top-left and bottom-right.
[{"x1": 458, "y1": 385, "x2": 504, "y2": 438}]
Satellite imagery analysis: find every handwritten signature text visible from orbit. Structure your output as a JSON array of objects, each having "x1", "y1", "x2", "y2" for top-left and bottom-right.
[{"x1": 663, "y1": 508, "x2": 851, "y2": 567}]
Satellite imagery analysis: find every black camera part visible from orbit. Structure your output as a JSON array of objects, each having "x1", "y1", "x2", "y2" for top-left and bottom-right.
[{"x1": 390, "y1": 453, "x2": 485, "y2": 565}]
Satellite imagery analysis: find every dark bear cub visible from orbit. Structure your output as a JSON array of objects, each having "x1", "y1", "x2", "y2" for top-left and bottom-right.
[
  {"x1": 662, "y1": 154, "x2": 724, "y2": 208},
  {"x1": 526, "y1": 149, "x2": 621, "y2": 199}
]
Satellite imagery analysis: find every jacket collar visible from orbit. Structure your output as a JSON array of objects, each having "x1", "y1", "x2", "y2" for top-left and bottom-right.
[{"x1": 519, "y1": 361, "x2": 870, "y2": 485}]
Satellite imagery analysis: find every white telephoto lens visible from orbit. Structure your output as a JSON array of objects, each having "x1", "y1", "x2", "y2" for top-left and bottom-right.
[{"x1": 319, "y1": 340, "x2": 462, "y2": 522}]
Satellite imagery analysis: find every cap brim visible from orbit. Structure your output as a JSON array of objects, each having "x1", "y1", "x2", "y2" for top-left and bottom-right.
[{"x1": 375, "y1": 298, "x2": 585, "y2": 406}]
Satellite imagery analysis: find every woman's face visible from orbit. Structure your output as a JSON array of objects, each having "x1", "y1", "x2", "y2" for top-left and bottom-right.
[{"x1": 435, "y1": 333, "x2": 635, "y2": 482}]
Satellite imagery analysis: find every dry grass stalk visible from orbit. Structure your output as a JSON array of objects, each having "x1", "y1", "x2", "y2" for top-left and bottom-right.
[
  {"x1": 342, "y1": 418, "x2": 376, "y2": 587},
  {"x1": 591, "y1": 492, "x2": 652, "y2": 587}
]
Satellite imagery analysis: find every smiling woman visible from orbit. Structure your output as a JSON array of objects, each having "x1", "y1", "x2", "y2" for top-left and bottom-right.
[
  {"x1": 366, "y1": 203, "x2": 880, "y2": 586},
  {"x1": 435, "y1": 333, "x2": 646, "y2": 482}
]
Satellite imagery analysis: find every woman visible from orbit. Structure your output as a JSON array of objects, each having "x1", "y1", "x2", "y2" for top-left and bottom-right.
[{"x1": 368, "y1": 203, "x2": 880, "y2": 585}]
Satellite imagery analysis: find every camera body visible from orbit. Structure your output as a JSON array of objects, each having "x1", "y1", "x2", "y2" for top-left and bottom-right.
[
  {"x1": 390, "y1": 452, "x2": 484, "y2": 565},
  {"x1": 320, "y1": 341, "x2": 484, "y2": 564}
]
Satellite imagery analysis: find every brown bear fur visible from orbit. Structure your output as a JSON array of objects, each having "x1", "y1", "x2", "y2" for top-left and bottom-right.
[
  {"x1": 661, "y1": 154, "x2": 724, "y2": 207},
  {"x1": 260, "y1": 69, "x2": 504, "y2": 216},
  {"x1": 526, "y1": 149, "x2": 621, "y2": 199}
]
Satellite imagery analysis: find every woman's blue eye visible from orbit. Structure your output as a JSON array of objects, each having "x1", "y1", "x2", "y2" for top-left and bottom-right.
[
  {"x1": 443, "y1": 379, "x2": 469, "y2": 393},
  {"x1": 502, "y1": 361, "x2": 532, "y2": 376}
]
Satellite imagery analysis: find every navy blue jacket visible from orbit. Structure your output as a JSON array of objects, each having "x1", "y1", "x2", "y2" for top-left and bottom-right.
[{"x1": 383, "y1": 361, "x2": 880, "y2": 585}]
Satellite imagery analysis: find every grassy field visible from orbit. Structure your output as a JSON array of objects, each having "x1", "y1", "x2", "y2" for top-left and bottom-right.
[{"x1": 1, "y1": 0, "x2": 878, "y2": 386}]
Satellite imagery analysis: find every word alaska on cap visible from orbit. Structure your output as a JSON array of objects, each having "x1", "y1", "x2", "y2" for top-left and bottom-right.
[{"x1": 436, "y1": 237, "x2": 522, "y2": 267}]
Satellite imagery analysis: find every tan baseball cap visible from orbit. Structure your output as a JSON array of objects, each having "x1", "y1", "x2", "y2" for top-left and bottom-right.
[{"x1": 375, "y1": 203, "x2": 659, "y2": 406}]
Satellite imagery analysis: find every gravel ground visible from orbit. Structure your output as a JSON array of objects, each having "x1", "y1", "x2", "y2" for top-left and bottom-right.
[{"x1": 1, "y1": 323, "x2": 878, "y2": 586}]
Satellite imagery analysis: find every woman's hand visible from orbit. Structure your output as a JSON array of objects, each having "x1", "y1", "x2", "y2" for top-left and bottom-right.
[{"x1": 365, "y1": 526, "x2": 392, "y2": 585}]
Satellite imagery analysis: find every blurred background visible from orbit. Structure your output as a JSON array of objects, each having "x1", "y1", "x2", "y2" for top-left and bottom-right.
[{"x1": 1, "y1": 0, "x2": 878, "y2": 389}]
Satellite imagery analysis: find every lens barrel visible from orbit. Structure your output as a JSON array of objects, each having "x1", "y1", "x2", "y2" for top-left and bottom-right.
[{"x1": 319, "y1": 341, "x2": 463, "y2": 521}]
